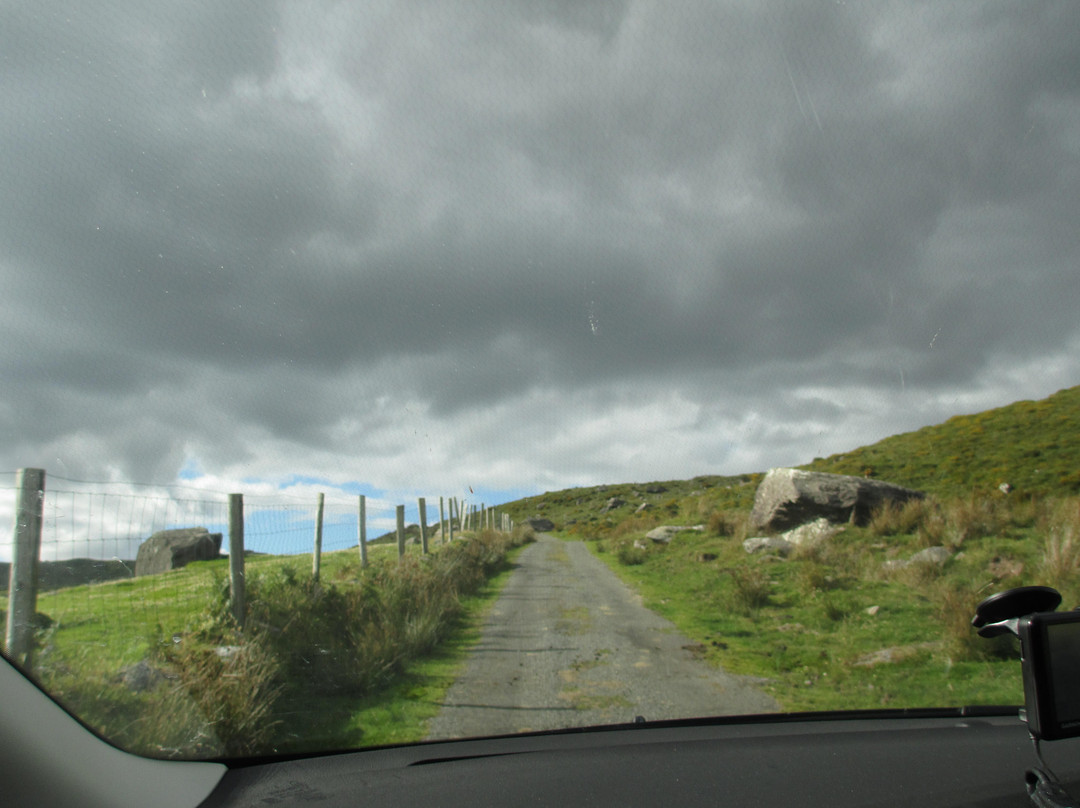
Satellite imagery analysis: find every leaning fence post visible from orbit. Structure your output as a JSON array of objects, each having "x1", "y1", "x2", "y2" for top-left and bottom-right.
[
  {"x1": 312, "y1": 492, "x2": 325, "y2": 582},
  {"x1": 358, "y1": 495, "x2": 368, "y2": 568},
  {"x1": 228, "y1": 493, "x2": 245, "y2": 629},
  {"x1": 449, "y1": 497, "x2": 456, "y2": 543},
  {"x1": 396, "y1": 505, "x2": 406, "y2": 559},
  {"x1": 418, "y1": 497, "x2": 429, "y2": 554},
  {"x1": 5, "y1": 468, "x2": 45, "y2": 666}
]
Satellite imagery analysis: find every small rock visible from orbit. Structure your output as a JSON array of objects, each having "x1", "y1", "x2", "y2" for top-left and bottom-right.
[
  {"x1": 645, "y1": 485, "x2": 668, "y2": 494},
  {"x1": 865, "y1": 605, "x2": 880, "y2": 616},
  {"x1": 600, "y1": 497, "x2": 626, "y2": 514},
  {"x1": 698, "y1": 553, "x2": 718, "y2": 562},
  {"x1": 743, "y1": 536, "x2": 793, "y2": 557},
  {"x1": 999, "y1": 482, "x2": 1013, "y2": 494},
  {"x1": 782, "y1": 517, "x2": 843, "y2": 548},
  {"x1": 909, "y1": 546, "x2": 950, "y2": 566},
  {"x1": 120, "y1": 660, "x2": 165, "y2": 693},
  {"x1": 635, "y1": 502, "x2": 651, "y2": 514}
]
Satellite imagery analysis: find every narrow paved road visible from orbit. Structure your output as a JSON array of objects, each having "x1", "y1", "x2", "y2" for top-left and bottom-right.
[{"x1": 427, "y1": 534, "x2": 778, "y2": 740}]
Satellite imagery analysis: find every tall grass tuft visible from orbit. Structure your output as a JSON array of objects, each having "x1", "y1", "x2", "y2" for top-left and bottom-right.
[
  {"x1": 726, "y1": 566, "x2": 771, "y2": 614},
  {"x1": 708, "y1": 509, "x2": 749, "y2": 540},
  {"x1": 1038, "y1": 498, "x2": 1080, "y2": 605},
  {"x1": 868, "y1": 499, "x2": 928, "y2": 537}
]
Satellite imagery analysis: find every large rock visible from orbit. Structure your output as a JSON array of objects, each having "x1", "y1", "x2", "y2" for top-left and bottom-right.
[
  {"x1": 750, "y1": 468, "x2": 924, "y2": 532},
  {"x1": 135, "y1": 527, "x2": 222, "y2": 576},
  {"x1": 526, "y1": 517, "x2": 555, "y2": 532}
]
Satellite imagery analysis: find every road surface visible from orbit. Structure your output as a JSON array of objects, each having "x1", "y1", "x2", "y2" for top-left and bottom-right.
[{"x1": 427, "y1": 534, "x2": 778, "y2": 739}]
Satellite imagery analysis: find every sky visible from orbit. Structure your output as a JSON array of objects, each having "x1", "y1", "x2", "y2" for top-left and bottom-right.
[{"x1": 2, "y1": 2, "x2": 1079, "y2": 558}]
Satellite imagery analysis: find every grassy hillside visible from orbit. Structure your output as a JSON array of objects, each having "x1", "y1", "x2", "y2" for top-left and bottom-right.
[
  {"x1": 802, "y1": 386, "x2": 1080, "y2": 498},
  {"x1": 500, "y1": 385, "x2": 1080, "y2": 714}
]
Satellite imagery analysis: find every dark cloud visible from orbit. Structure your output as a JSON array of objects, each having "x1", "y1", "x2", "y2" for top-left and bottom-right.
[{"x1": 1, "y1": 1, "x2": 1078, "y2": 495}]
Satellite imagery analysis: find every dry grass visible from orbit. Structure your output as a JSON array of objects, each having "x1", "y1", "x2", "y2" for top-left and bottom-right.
[
  {"x1": 708, "y1": 509, "x2": 750, "y2": 541},
  {"x1": 1038, "y1": 498, "x2": 1080, "y2": 604},
  {"x1": 727, "y1": 566, "x2": 771, "y2": 614}
]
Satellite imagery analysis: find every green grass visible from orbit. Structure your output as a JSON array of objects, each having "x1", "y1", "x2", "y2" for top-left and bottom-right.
[
  {"x1": 574, "y1": 498, "x2": 1079, "y2": 712},
  {"x1": 493, "y1": 385, "x2": 1080, "y2": 712},
  {"x1": 801, "y1": 385, "x2": 1080, "y2": 498},
  {"x1": 16, "y1": 529, "x2": 535, "y2": 758}
]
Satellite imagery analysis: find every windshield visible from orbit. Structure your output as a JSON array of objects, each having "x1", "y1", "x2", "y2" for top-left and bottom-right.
[{"x1": 2, "y1": 1, "x2": 1079, "y2": 760}]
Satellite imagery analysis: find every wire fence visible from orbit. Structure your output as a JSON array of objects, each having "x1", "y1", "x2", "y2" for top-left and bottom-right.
[{"x1": 2, "y1": 469, "x2": 500, "y2": 667}]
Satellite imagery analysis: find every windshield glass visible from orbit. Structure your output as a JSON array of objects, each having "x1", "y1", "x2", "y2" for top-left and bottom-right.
[{"x1": 3, "y1": 1, "x2": 1079, "y2": 759}]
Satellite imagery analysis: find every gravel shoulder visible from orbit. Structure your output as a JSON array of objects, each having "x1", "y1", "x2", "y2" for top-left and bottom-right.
[{"x1": 427, "y1": 534, "x2": 778, "y2": 740}]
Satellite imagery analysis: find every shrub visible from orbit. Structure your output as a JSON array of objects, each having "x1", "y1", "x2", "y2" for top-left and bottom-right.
[
  {"x1": 943, "y1": 495, "x2": 1005, "y2": 547},
  {"x1": 616, "y1": 543, "x2": 647, "y2": 566},
  {"x1": 938, "y1": 584, "x2": 1016, "y2": 662},
  {"x1": 868, "y1": 499, "x2": 928, "y2": 537},
  {"x1": 1038, "y1": 498, "x2": 1080, "y2": 604},
  {"x1": 708, "y1": 509, "x2": 748, "y2": 539},
  {"x1": 727, "y1": 566, "x2": 771, "y2": 614},
  {"x1": 157, "y1": 635, "x2": 283, "y2": 757}
]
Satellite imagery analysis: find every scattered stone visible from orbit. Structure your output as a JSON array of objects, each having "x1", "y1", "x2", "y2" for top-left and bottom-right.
[
  {"x1": 749, "y1": 468, "x2": 925, "y2": 532},
  {"x1": 600, "y1": 497, "x2": 626, "y2": 513},
  {"x1": 646, "y1": 526, "x2": 680, "y2": 544},
  {"x1": 526, "y1": 518, "x2": 555, "y2": 532},
  {"x1": 999, "y1": 482, "x2": 1014, "y2": 495},
  {"x1": 645, "y1": 525, "x2": 704, "y2": 544},
  {"x1": 135, "y1": 527, "x2": 222, "y2": 576},
  {"x1": 635, "y1": 502, "x2": 651, "y2": 514},
  {"x1": 645, "y1": 485, "x2": 668, "y2": 494},
  {"x1": 882, "y1": 545, "x2": 951, "y2": 571},
  {"x1": 633, "y1": 540, "x2": 647, "y2": 550},
  {"x1": 853, "y1": 642, "x2": 938, "y2": 667},
  {"x1": 698, "y1": 553, "x2": 718, "y2": 562},
  {"x1": 120, "y1": 660, "x2": 165, "y2": 693},
  {"x1": 743, "y1": 536, "x2": 793, "y2": 557},
  {"x1": 909, "y1": 546, "x2": 951, "y2": 566},
  {"x1": 865, "y1": 605, "x2": 880, "y2": 616}
]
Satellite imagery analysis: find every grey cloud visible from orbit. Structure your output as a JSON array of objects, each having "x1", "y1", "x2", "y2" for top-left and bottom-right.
[{"x1": 2, "y1": 1, "x2": 1079, "y2": 489}]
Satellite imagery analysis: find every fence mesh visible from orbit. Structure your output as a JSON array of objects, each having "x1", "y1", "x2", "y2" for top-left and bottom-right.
[{"x1": 1, "y1": 475, "x2": 468, "y2": 670}]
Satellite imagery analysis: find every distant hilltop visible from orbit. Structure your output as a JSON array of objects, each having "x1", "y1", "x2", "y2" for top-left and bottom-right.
[{"x1": 0, "y1": 557, "x2": 134, "y2": 593}]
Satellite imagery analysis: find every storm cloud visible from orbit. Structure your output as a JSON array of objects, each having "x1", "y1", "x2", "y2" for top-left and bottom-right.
[{"x1": 2, "y1": 1, "x2": 1078, "y2": 516}]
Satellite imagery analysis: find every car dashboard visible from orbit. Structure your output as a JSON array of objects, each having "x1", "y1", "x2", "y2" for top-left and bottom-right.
[{"x1": 199, "y1": 711, "x2": 1080, "y2": 807}]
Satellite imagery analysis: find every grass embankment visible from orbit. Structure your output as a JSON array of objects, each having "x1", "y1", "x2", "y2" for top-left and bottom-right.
[
  {"x1": 17, "y1": 527, "x2": 534, "y2": 758},
  {"x1": 501, "y1": 385, "x2": 1080, "y2": 713}
]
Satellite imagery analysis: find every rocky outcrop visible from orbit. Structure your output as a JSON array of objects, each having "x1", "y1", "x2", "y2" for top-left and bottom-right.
[
  {"x1": 526, "y1": 517, "x2": 555, "y2": 533},
  {"x1": 135, "y1": 527, "x2": 222, "y2": 576},
  {"x1": 749, "y1": 468, "x2": 924, "y2": 532}
]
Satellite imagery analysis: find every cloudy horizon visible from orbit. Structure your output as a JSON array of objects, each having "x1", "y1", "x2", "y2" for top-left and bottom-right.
[{"x1": 3, "y1": 2, "x2": 1079, "y2": 558}]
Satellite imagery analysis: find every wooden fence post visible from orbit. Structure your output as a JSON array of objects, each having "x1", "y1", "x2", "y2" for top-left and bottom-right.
[
  {"x1": 418, "y1": 497, "x2": 429, "y2": 554},
  {"x1": 449, "y1": 497, "x2": 456, "y2": 543},
  {"x1": 5, "y1": 468, "x2": 45, "y2": 666},
  {"x1": 396, "y1": 505, "x2": 406, "y2": 560},
  {"x1": 358, "y1": 495, "x2": 368, "y2": 568},
  {"x1": 312, "y1": 493, "x2": 325, "y2": 582},
  {"x1": 438, "y1": 496, "x2": 446, "y2": 545},
  {"x1": 228, "y1": 493, "x2": 245, "y2": 629}
]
